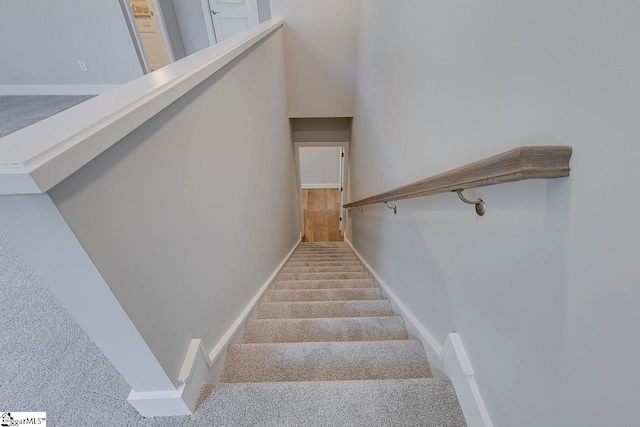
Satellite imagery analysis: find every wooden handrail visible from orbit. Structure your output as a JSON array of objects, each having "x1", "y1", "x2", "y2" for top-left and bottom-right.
[{"x1": 344, "y1": 146, "x2": 572, "y2": 208}]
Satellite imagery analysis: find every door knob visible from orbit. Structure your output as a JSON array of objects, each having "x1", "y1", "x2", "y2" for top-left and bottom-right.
[{"x1": 211, "y1": 10, "x2": 220, "y2": 15}]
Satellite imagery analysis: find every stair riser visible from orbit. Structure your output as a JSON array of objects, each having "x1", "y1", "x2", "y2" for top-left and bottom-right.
[
  {"x1": 295, "y1": 248, "x2": 353, "y2": 254},
  {"x1": 285, "y1": 261, "x2": 363, "y2": 267},
  {"x1": 281, "y1": 266, "x2": 365, "y2": 273},
  {"x1": 220, "y1": 341, "x2": 431, "y2": 383},
  {"x1": 291, "y1": 254, "x2": 358, "y2": 258},
  {"x1": 294, "y1": 250, "x2": 355, "y2": 254},
  {"x1": 273, "y1": 281, "x2": 377, "y2": 290},
  {"x1": 297, "y1": 244, "x2": 351, "y2": 247},
  {"x1": 296, "y1": 247, "x2": 353, "y2": 250},
  {"x1": 257, "y1": 301, "x2": 394, "y2": 319},
  {"x1": 289, "y1": 257, "x2": 359, "y2": 262},
  {"x1": 277, "y1": 272, "x2": 370, "y2": 280},
  {"x1": 264, "y1": 289, "x2": 383, "y2": 302},
  {"x1": 292, "y1": 254, "x2": 355, "y2": 257},
  {"x1": 242, "y1": 317, "x2": 409, "y2": 343}
]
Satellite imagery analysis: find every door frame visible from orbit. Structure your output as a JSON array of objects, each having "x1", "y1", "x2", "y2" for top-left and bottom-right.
[
  {"x1": 147, "y1": 0, "x2": 176, "y2": 63},
  {"x1": 121, "y1": 0, "x2": 175, "y2": 74},
  {"x1": 294, "y1": 141, "x2": 350, "y2": 240},
  {"x1": 200, "y1": 0, "x2": 218, "y2": 45},
  {"x1": 119, "y1": 0, "x2": 150, "y2": 74}
]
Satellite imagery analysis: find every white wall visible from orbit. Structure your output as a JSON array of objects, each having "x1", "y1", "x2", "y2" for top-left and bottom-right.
[
  {"x1": 349, "y1": 1, "x2": 640, "y2": 426},
  {"x1": 158, "y1": 0, "x2": 187, "y2": 60},
  {"x1": 173, "y1": 0, "x2": 211, "y2": 55},
  {"x1": 299, "y1": 147, "x2": 341, "y2": 188},
  {"x1": 257, "y1": 0, "x2": 271, "y2": 23},
  {"x1": 47, "y1": 28, "x2": 300, "y2": 384},
  {"x1": 270, "y1": 0, "x2": 359, "y2": 117},
  {"x1": 0, "y1": 1, "x2": 142, "y2": 88}
]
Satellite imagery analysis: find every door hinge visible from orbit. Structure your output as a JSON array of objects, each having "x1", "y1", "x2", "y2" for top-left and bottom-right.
[
  {"x1": 340, "y1": 217, "x2": 342, "y2": 221},
  {"x1": 341, "y1": 152, "x2": 345, "y2": 157},
  {"x1": 340, "y1": 187, "x2": 343, "y2": 192}
]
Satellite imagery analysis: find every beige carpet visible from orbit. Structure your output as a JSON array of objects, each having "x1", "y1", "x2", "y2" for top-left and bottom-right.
[
  {"x1": 0, "y1": 95, "x2": 92, "y2": 138},
  {"x1": 2, "y1": 235, "x2": 466, "y2": 426},
  {"x1": 191, "y1": 242, "x2": 467, "y2": 426}
]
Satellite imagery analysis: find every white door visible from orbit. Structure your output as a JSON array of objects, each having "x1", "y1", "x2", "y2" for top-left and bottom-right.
[
  {"x1": 130, "y1": 0, "x2": 171, "y2": 70},
  {"x1": 207, "y1": 0, "x2": 259, "y2": 41}
]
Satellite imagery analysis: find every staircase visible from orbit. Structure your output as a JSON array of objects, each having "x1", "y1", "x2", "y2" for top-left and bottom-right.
[{"x1": 192, "y1": 242, "x2": 467, "y2": 426}]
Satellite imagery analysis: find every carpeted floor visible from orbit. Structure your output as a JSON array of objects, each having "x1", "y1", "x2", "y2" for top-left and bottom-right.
[
  {"x1": 0, "y1": 95, "x2": 93, "y2": 138},
  {"x1": 0, "y1": 238, "x2": 466, "y2": 426},
  {"x1": 0, "y1": 234, "x2": 188, "y2": 427},
  {"x1": 192, "y1": 379, "x2": 465, "y2": 426},
  {"x1": 203, "y1": 242, "x2": 467, "y2": 426}
]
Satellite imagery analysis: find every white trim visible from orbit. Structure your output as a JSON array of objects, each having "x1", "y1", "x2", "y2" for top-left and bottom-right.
[
  {"x1": 301, "y1": 183, "x2": 340, "y2": 189},
  {"x1": 294, "y1": 141, "x2": 349, "y2": 240},
  {"x1": 178, "y1": 339, "x2": 212, "y2": 384},
  {"x1": 129, "y1": 236, "x2": 301, "y2": 416},
  {"x1": 344, "y1": 238, "x2": 443, "y2": 362},
  {"x1": 442, "y1": 333, "x2": 495, "y2": 427},
  {"x1": 201, "y1": 0, "x2": 218, "y2": 45},
  {"x1": 0, "y1": 85, "x2": 119, "y2": 96},
  {"x1": 344, "y1": 238, "x2": 494, "y2": 427},
  {"x1": 118, "y1": 0, "x2": 151, "y2": 74},
  {"x1": 0, "y1": 19, "x2": 283, "y2": 196},
  {"x1": 206, "y1": 236, "x2": 301, "y2": 367},
  {"x1": 147, "y1": 0, "x2": 176, "y2": 62},
  {"x1": 295, "y1": 141, "x2": 348, "y2": 148},
  {"x1": 128, "y1": 386, "x2": 191, "y2": 417},
  {"x1": 130, "y1": 337, "x2": 212, "y2": 417}
]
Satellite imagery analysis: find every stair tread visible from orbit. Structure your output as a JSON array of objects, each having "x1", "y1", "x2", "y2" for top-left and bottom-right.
[
  {"x1": 273, "y1": 279, "x2": 375, "y2": 290},
  {"x1": 265, "y1": 288, "x2": 383, "y2": 302},
  {"x1": 192, "y1": 242, "x2": 464, "y2": 425},
  {"x1": 220, "y1": 340, "x2": 432, "y2": 383},
  {"x1": 293, "y1": 251, "x2": 355, "y2": 254},
  {"x1": 278, "y1": 272, "x2": 369, "y2": 280},
  {"x1": 289, "y1": 257, "x2": 359, "y2": 261},
  {"x1": 243, "y1": 316, "x2": 408, "y2": 343},
  {"x1": 293, "y1": 253, "x2": 355, "y2": 255},
  {"x1": 192, "y1": 379, "x2": 466, "y2": 427},
  {"x1": 257, "y1": 300, "x2": 394, "y2": 318},
  {"x1": 291, "y1": 253, "x2": 357, "y2": 256},
  {"x1": 285, "y1": 261, "x2": 363, "y2": 267},
  {"x1": 282, "y1": 265, "x2": 364, "y2": 272}
]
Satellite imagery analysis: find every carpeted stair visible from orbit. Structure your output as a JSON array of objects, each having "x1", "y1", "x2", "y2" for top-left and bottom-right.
[{"x1": 195, "y1": 242, "x2": 466, "y2": 426}]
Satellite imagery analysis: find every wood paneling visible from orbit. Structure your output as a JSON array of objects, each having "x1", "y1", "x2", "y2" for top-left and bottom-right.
[
  {"x1": 302, "y1": 189, "x2": 343, "y2": 242},
  {"x1": 344, "y1": 146, "x2": 572, "y2": 208}
]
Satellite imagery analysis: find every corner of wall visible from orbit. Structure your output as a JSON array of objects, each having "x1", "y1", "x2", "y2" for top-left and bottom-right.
[
  {"x1": 442, "y1": 333, "x2": 495, "y2": 427},
  {"x1": 344, "y1": 238, "x2": 494, "y2": 427},
  {"x1": 129, "y1": 236, "x2": 301, "y2": 416}
]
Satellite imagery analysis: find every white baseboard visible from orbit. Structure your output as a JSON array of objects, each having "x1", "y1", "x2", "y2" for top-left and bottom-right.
[
  {"x1": 442, "y1": 333, "x2": 495, "y2": 427},
  {"x1": 344, "y1": 239, "x2": 444, "y2": 372},
  {"x1": 128, "y1": 386, "x2": 192, "y2": 417},
  {"x1": 129, "y1": 237, "x2": 301, "y2": 417},
  {"x1": 0, "y1": 84, "x2": 119, "y2": 95},
  {"x1": 345, "y1": 238, "x2": 493, "y2": 427},
  {"x1": 206, "y1": 236, "x2": 301, "y2": 374},
  {"x1": 301, "y1": 183, "x2": 340, "y2": 189}
]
